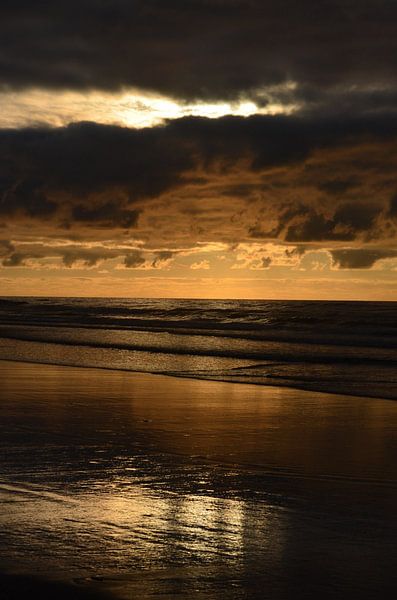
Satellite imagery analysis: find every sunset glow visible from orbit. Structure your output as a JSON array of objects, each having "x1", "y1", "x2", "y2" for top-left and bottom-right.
[{"x1": 0, "y1": 1, "x2": 396, "y2": 300}]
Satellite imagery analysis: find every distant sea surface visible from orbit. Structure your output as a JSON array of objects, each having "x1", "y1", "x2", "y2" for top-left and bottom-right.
[{"x1": 0, "y1": 297, "x2": 396, "y2": 399}]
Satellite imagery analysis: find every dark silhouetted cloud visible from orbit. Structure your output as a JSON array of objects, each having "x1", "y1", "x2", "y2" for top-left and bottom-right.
[
  {"x1": 0, "y1": 239, "x2": 15, "y2": 257},
  {"x1": 1, "y1": 1, "x2": 397, "y2": 107},
  {"x1": 317, "y1": 179, "x2": 358, "y2": 196},
  {"x1": 0, "y1": 120, "x2": 194, "y2": 226},
  {"x1": 61, "y1": 248, "x2": 116, "y2": 268},
  {"x1": 0, "y1": 114, "x2": 396, "y2": 270},
  {"x1": 286, "y1": 202, "x2": 381, "y2": 242},
  {"x1": 2, "y1": 252, "x2": 28, "y2": 267},
  {"x1": 1, "y1": 113, "x2": 397, "y2": 228},
  {"x1": 72, "y1": 202, "x2": 140, "y2": 229},
  {"x1": 331, "y1": 248, "x2": 397, "y2": 269},
  {"x1": 260, "y1": 256, "x2": 272, "y2": 269},
  {"x1": 124, "y1": 250, "x2": 146, "y2": 268},
  {"x1": 389, "y1": 194, "x2": 397, "y2": 219},
  {"x1": 151, "y1": 251, "x2": 175, "y2": 268}
]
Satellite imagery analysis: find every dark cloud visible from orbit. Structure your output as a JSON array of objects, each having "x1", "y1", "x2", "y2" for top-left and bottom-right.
[
  {"x1": 151, "y1": 251, "x2": 175, "y2": 268},
  {"x1": 222, "y1": 184, "x2": 265, "y2": 198},
  {"x1": 249, "y1": 203, "x2": 311, "y2": 239},
  {"x1": 0, "y1": 120, "x2": 194, "y2": 225},
  {"x1": 61, "y1": 248, "x2": 114, "y2": 268},
  {"x1": 0, "y1": 178, "x2": 57, "y2": 218},
  {"x1": 260, "y1": 256, "x2": 272, "y2": 269},
  {"x1": 0, "y1": 239, "x2": 14, "y2": 257},
  {"x1": 124, "y1": 250, "x2": 146, "y2": 268},
  {"x1": 279, "y1": 84, "x2": 397, "y2": 119},
  {"x1": 0, "y1": 114, "x2": 397, "y2": 239},
  {"x1": 332, "y1": 202, "x2": 380, "y2": 233},
  {"x1": 2, "y1": 252, "x2": 28, "y2": 267},
  {"x1": 0, "y1": 241, "x2": 145, "y2": 268},
  {"x1": 331, "y1": 248, "x2": 397, "y2": 269},
  {"x1": 250, "y1": 200, "x2": 383, "y2": 244},
  {"x1": 0, "y1": 239, "x2": 32, "y2": 266},
  {"x1": 1, "y1": 1, "x2": 397, "y2": 104},
  {"x1": 286, "y1": 210, "x2": 353, "y2": 242},
  {"x1": 285, "y1": 202, "x2": 382, "y2": 242},
  {"x1": 285, "y1": 246, "x2": 307, "y2": 259},
  {"x1": 1, "y1": 248, "x2": 46, "y2": 266},
  {"x1": 0, "y1": 241, "x2": 178, "y2": 270},
  {"x1": 389, "y1": 194, "x2": 397, "y2": 219},
  {"x1": 72, "y1": 202, "x2": 139, "y2": 229},
  {"x1": 167, "y1": 112, "x2": 397, "y2": 171},
  {"x1": 317, "y1": 179, "x2": 358, "y2": 196}
]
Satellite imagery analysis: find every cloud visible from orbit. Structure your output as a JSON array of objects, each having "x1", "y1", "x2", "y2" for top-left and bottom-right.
[
  {"x1": 285, "y1": 203, "x2": 382, "y2": 243},
  {"x1": 1, "y1": 1, "x2": 397, "y2": 106},
  {"x1": 317, "y1": 178, "x2": 358, "y2": 196},
  {"x1": 1, "y1": 113, "x2": 397, "y2": 229},
  {"x1": 190, "y1": 260, "x2": 210, "y2": 270},
  {"x1": 260, "y1": 256, "x2": 272, "y2": 269},
  {"x1": 0, "y1": 239, "x2": 46, "y2": 266},
  {"x1": 2, "y1": 252, "x2": 28, "y2": 267},
  {"x1": 389, "y1": 194, "x2": 397, "y2": 219},
  {"x1": 232, "y1": 242, "x2": 294, "y2": 270},
  {"x1": 331, "y1": 248, "x2": 397, "y2": 269},
  {"x1": 1, "y1": 2, "x2": 396, "y2": 296},
  {"x1": 0, "y1": 239, "x2": 14, "y2": 257},
  {"x1": 0, "y1": 120, "x2": 194, "y2": 225},
  {"x1": 1, "y1": 179, "x2": 57, "y2": 218},
  {"x1": 0, "y1": 114, "x2": 396, "y2": 274},
  {"x1": 0, "y1": 240, "x2": 128, "y2": 268},
  {"x1": 124, "y1": 250, "x2": 146, "y2": 268},
  {"x1": 72, "y1": 202, "x2": 140, "y2": 229},
  {"x1": 61, "y1": 248, "x2": 115, "y2": 268},
  {"x1": 151, "y1": 251, "x2": 175, "y2": 269},
  {"x1": 0, "y1": 240, "x2": 177, "y2": 270},
  {"x1": 332, "y1": 203, "x2": 380, "y2": 233}
]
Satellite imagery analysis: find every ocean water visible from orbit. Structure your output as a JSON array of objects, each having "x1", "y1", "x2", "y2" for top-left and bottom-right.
[
  {"x1": 1, "y1": 299, "x2": 397, "y2": 599},
  {"x1": 0, "y1": 296, "x2": 396, "y2": 399}
]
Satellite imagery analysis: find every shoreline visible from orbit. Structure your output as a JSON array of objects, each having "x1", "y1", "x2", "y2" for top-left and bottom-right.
[
  {"x1": 0, "y1": 355, "x2": 395, "y2": 402},
  {"x1": 1, "y1": 359, "x2": 396, "y2": 480}
]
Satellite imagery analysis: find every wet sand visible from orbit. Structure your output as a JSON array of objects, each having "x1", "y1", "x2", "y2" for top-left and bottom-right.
[{"x1": 0, "y1": 360, "x2": 396, "y2": 599}]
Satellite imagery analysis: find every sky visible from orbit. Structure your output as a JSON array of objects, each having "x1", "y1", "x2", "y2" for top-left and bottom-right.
[{"x1": 0, "y1": 0, "x2": 397, "y2": 300}]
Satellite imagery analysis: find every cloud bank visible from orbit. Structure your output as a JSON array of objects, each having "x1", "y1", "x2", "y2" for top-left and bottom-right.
[
  {"x1": 1, "y1": 1, "x2": 396, "y2": 297},
  {"x1": 0, "y1": 115, "x2": 396, "y2": 253},
  {"x1": 1, "y1": 1, "x2": 397, "y2": 106}
]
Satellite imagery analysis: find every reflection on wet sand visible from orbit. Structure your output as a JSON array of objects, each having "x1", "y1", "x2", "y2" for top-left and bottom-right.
[{"x1": 0, "y1": 361, "x2": 396, "y2": 598}]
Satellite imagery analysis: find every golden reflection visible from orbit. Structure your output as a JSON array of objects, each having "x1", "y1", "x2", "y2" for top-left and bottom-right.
[{"x1": 1, "y1": 360, "x2": 396, "y2": 596}]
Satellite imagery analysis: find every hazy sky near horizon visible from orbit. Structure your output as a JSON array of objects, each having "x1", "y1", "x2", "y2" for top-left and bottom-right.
[{"x1": 1, "y1": 1, "x2": 397, "y2": 299}]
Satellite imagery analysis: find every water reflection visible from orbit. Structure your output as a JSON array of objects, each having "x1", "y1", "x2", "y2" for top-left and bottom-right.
[
  {"x1": 1, "y1": 361, "x2": 396, "y2": 598},
  {"x1": 0, "y1": 478, "x2": 285, "y2": 581}
]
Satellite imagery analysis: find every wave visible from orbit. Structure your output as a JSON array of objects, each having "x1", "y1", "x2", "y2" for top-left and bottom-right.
[
  {"x1": 0, "y1": 320, "x2": 395, "y2": 350},
  {"x1": 0, "y1": 297, "x2": 396, "y2": 400},
  {"x1": 1, "y1": 296, "x2": 396, "y2": 331},
  {"x1": 0, "y1": 325, "x2": 396, "y2": 365}
]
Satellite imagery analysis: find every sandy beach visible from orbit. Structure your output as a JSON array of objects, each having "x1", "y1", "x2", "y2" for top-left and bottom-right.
[{"x1": 1, "y1": 360, "x2": 396, "y2": 599}]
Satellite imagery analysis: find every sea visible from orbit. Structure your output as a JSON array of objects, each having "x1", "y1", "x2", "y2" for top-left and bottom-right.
[
  {"x1": 0, "y1": 296, "x2": 396, "y2": 400},
  {"x1": 1, "y1": 297, "x2": 397, "y2": 599}
]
